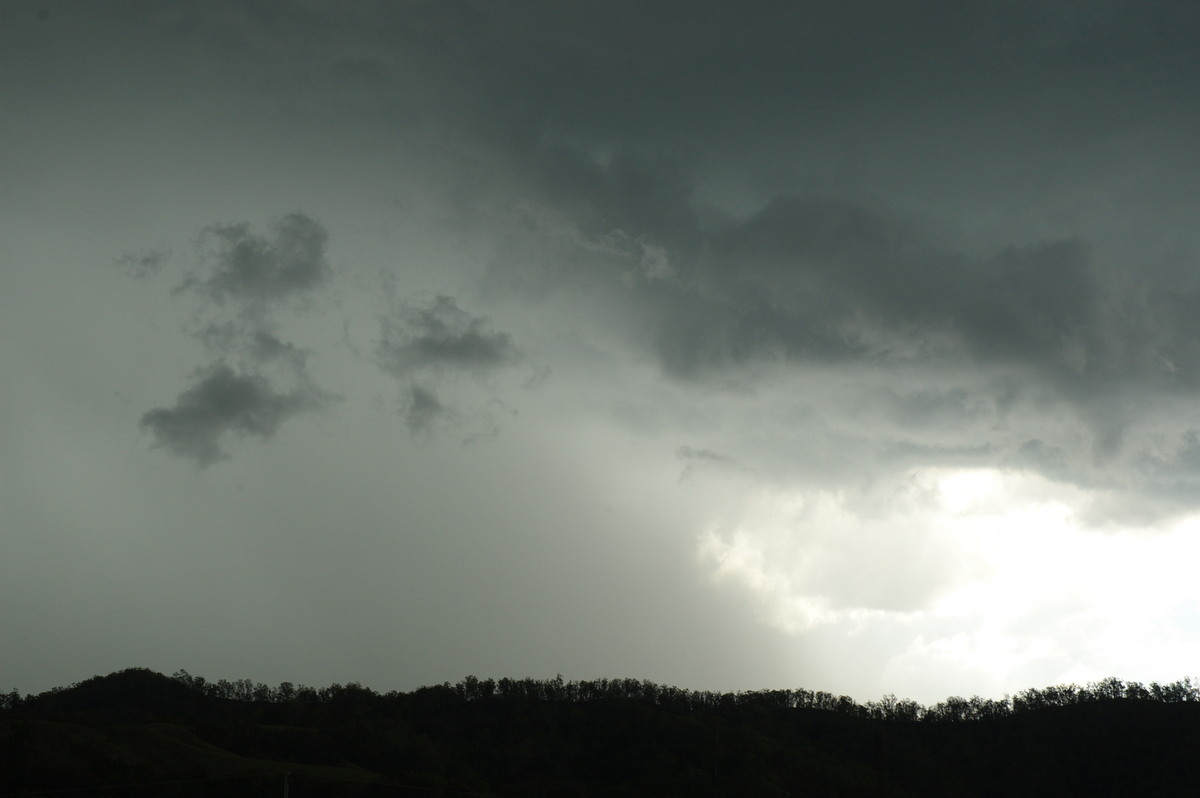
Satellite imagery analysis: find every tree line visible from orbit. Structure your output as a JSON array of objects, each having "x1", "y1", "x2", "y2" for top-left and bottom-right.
[
  {"x1": 145, "y1": 670, "x2": 1200, "y2": 721},
  {"x1": 6, "y1": 668, "x2": 1200, "y2": 796},
  {"x1": 4, "y1": 669, "x2": 1197, "y2": 723}
]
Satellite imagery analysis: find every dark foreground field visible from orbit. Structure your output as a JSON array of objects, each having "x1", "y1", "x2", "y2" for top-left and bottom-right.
[{"x1": 3, "y1": 669, "x2": 1200, "y2": 796}]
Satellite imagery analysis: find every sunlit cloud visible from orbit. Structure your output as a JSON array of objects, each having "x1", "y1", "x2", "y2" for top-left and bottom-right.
[{"x1": 699, "y1": 466, "x2": 1200, "y2": 698}]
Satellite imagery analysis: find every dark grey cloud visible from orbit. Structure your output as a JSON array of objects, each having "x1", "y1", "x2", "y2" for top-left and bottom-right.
[
  {"x1": 344, "y1": 0, "x2": 1200, "y2": 530},
  {"x1": 703, "y1": 198, "x2": 1200, "y2": 468},
  {"x1": 475, "y1": 174, "x2": 1200, "y2": 521},
  {"x1": 325, "y1": 1, "x2": 1200, "y2": 147},
  {"x1": 497, "y1": 186, "x2": 1196, "y2": 393},
  {"x1": 485, "y1": 194, "x2": 1091, "y2": 380},
  {"x1": 181, "y1": 213, "x2": 329, "y2": 309},
  {"x1": 140, "y1": 362, "x2": 329, "y2": 467},
  {"x1": 375, "y1": 0, "x2": 1199, "y2": 454},
  {"x1": 316, "y1": 0, "x2": 1200, "y2": 263},
  {"x1": 645, "y1": 198, "x2": 1099, "y2": 382},
  {"x1": 376, "y1": 295, "x2": 518, "y2": 377}
]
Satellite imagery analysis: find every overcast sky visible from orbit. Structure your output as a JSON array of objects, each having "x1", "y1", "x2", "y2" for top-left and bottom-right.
[{"x1": 5, "y1": 0, "x2": 1200, "y2": 704}]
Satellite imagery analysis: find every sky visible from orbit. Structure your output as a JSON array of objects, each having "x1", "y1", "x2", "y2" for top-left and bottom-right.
[{"x1": 4, "y1": 0, "x2": 1200, "y2": 705}]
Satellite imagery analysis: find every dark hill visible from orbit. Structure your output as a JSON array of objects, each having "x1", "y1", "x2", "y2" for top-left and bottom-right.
[
  {"x1": 4, "y1": 669, "x2": 1200, "y2": 796},
  {"x1": 20, "y1": 668, "x2": 213, "y2": 724}
]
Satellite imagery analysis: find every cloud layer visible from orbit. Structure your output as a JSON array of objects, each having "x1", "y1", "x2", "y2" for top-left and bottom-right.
[{"x1": 6, "y1": 0, "x2": 1200, "y2": 704}]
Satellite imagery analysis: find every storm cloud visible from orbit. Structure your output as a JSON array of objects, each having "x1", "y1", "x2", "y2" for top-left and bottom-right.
[
  {"x1": 7, "y1": 0, "x2": 1200, "y2": 706},
  {"x1": 480, "y1": 181, "x2": 1200, "y2": 520}
]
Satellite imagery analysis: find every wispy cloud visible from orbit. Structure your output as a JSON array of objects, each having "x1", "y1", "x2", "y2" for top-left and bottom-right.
[
  {"x1": 376, "y1": 295, "x2": 519, "y2": 377},
  {"x1": 180, "y1": 213, "x2": 329, "y2": 310}
]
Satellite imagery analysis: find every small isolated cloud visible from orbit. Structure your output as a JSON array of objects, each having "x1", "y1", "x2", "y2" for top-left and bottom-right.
[
  {"x1": 182, "y1": 213, "x2": 329, "y2": 308},
  {"x1": 140, "y1": 362, "x2": 330, "y2": 467},
  {"x1": 403, "y1": 383, "x2": 446, "y2": 434},
  {"x1": 677, "y1": 444, "x2": 739, "y2": 480},
  {"x1": 117, "y1": 248, "x2": 170, "y2": 279},
  {"x1": 245, "y1": 330, "x2": 312, "y2": 373},
  {"x1": 376, "y1": 295, "x2": 519, "y2": 377},
  {"x1": 374, "y1": 295, "x2": 521, "y2": 438}
]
